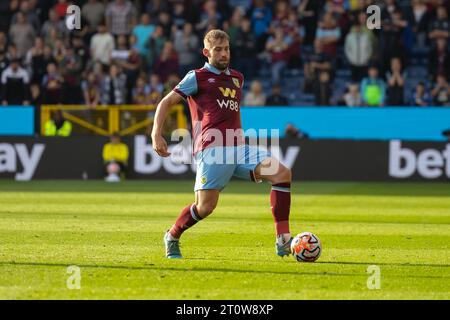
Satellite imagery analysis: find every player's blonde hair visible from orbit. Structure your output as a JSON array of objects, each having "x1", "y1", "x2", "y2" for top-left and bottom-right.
[{"x1": 203, "y1": 29, "x2": 230, "y2": 49}]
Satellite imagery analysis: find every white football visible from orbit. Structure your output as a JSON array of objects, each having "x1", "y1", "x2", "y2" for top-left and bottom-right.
[{"x1": 291, "y1": 232, "x2": 322, "y2": 262}]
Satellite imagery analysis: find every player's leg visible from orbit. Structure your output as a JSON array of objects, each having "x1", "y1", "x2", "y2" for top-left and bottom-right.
[
  {"x1": 195, "y1": 189, "x2": 220, "y2": 218},
  {"x1": 164, "y1": 190, "x2": 219, "y2": 259},
  {"x1": 164, "y1": 147, "x2": 234, "y2": 258},
  {"x1": 167, "y1": 189, "x2": 219, "y2": 239},
  {"x1": 234, "y1": 145, "x2": 293, "y2": 257},
  {"x1": 255, "y1": 157, "x2": 293, "y2": 256}
]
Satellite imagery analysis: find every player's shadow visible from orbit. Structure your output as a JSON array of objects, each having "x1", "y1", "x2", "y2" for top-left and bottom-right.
[
  {"x1": 313, "y1": 260, "x2": 450, "y2": 268},
  {"x1": 1, "y1": 261, "x2": 449, "y2": 280},
  {"x1": 188, "y1": 257, "x2": 450, "y2": 270}
]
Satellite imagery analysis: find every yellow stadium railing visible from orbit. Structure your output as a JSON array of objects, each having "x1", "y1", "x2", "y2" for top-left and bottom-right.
[{"x1": 41, "y1": 104, "x2": 187, "y2": 136}]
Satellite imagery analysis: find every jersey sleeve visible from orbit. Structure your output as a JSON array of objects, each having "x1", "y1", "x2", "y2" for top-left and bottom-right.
[{"x1": 173, "y1": 70, "x2": 198, "y2": 98}]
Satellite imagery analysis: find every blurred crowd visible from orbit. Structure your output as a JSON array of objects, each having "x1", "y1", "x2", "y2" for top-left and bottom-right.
[{"x1": 0, "y1": 0, "x2": 449, "y2": 110}]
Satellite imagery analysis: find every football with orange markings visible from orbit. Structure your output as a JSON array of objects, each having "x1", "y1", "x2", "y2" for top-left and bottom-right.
[{"x1": 291, "y1": 232, "x2": 322, "y2": 262}]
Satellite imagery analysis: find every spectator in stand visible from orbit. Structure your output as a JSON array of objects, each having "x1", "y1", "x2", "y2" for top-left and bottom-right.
[
  {"x1": 406, "y1": 0, "x2": 431, "y2": 49},
  {"x1": 360, "y1": 65, "x2": 386, "y2": 107},
  {"x1": 297, "y1": 0, "x2": 322, "y2": 46},
  {"x1": 53, "y1": 0, "x2": 69, "y2": 20},
  {"x1": 265, "y1": 26, "x2": 290, "y2": 85},
  {"x1": 285, "y1": 11, "x2": 303, "y2": 69},
  {"x1": 323, "y1": 0, "x2": 351, "y2": 41},
  {"x1": 224, "y1": 7, "x2": 244, "y2": 47},
  {"x1": 269, "y1": 8, "x2": 302, "y2": 70},
  {"x1": 429, "y1": 38, "x2": 450, "y2": 82},
  {"x1": 127, "y1": 36, "x2": 143, "y2": 101},
  {"x1": 386, "y1": 57, "x2": 406, "y2": 106},
  {"x1": 266, "y1": 83, "x2": 289, "y2": 106},
  {"x1": 382, "y1": 0, "x2": 399, "y2": 17},
  {"x1": 196, "y1": 0, "x2": 222, "y2": 37},
  {"x1": 41, "y1": 8, "x2": 66, "y2": 40},
  {"x1": 91, "y1": 61, "x2": 105, "y2": 87},
  {"x1": 82, "y1": 0, "x2": 106, "y2": 34},
  {"x1": 30, "y1": 82, "x2": 42, "y2": 113},
  {"x1": 42, "y1": 45, "x2": 57, "y2": 75},
  {"x1": 303, "y1": 41, "x2": 332, "y2": 93},
  {"x1": 251, "y1": 0, "x2": 273, "y2": 51},
  {"x1": 171, "y1": 2, "x2": 188, "y2": 30},
  {"x1": 244, "y1": 80, "x2": 266, "y2": 106},
  {"x1": 9, "y1": 11, "x2": 36, "y2": 58},
  {"x1": 113, "y1": 35, "x2": 141, "y2": 103},
  {"x1": 343, "y1": 83, "x2": 362, "y2": 107},
  {"x1": 173, "y1": 22, "x2": 200, "y2": 77},
  {"x1": 153, "y1": 41, "x2": 179, "y2": 83},
  {"x1": 44, "y1": 27, "x2": 59, "y2": 51},
  {"x1": 157, "y1": 11, "x2": 173, "y2": 39},
  {"x1": 1, "y1": 58, "x2": 30, "y2": 105},
  {"x1": 0, "y1": 32, "x2": 8, "y2": 52},
  {"x1": 270, "y1": 0, "x2": 290, "y2": 32},
  {"x1": 82, "y1": 72, "x2": 100, "y2": 108},
  {"x1": 234, "y1": 18, "x2": 257, "y2": 80},
  {"x1": 345, "y1": 22, "x2": 373, "y2": 82},
  {"x1": 409, "y1": 81, "x2": 430, "y2": 107},
  {"x1": 101, "y1": 64, "x2": 127, "y2": 105},
  {"x1": 315, "y1": 12, "x2": 341, "y2": 61},
  {"x1": 132, "y1": 13, "x2": 156, "y2": 57},
  {"x1": 72, "y1": 34, "x2": 89, "y2": 71},
  {"x1": 145, "y1": 25, "x2": 166, "y2": 70},
  {"x1": 132, "y1": 75, "x2": 150, "y2": 105},
  {"x1": 431, "y1": 73, "x2": 450, "y2": 106},
  {"x1": 60, "y1": 46, "x2": 83, "y2": 104},
  {"x1": 25, "y1": 37, "x2": 46, "y2": 85},
  {"x1": 379, "y1": 9, "x2": 407, "y2": 74},
  {"x1": 148, "y1": 73, "x2": 164, "y2": 106},
  {"x1": 11, "y1": 0, "x2": 40, "y2": 31},
  {"x1": 52, "y1": 38, "x2": 66, "y2": 64},
  {"x1": 315, "y1": 71, "x2": 332, "y2": 106},
  {"x1": 428, "y1": 6, "x2": 450, "y2": 43},
  {"x1": 111, "y1": 35, "x2": 130, "y2": 62},
  {"x1": 90, "y1": 22, "x2": 115, "y2": 66},
  {"x1": 0, "y1": 1, "x2": 17, "y2": 33},
  {"x1": 7, "y1": 43, "x2": 20, "y2": 62},
  {"x1": 145, "y1": 0, "x2": 170, "y2": 21},
  {"x1": 355, "y1": 10, "x2": 377, "y2": 54},
  {"x1": 42, "y1": 62, "x2": 64, "y2": 104},
  {"x1": 105, "y1": 0, "x2": 138, "y2": 37}
]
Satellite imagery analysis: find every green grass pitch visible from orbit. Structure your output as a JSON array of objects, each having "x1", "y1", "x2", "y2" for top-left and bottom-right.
[{"x1": 0, "y1": 180, "x2": 449, "y2": 300}]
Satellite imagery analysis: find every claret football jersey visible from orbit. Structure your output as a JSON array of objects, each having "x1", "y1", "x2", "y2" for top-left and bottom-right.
[{"x1": 173, "y1": 62, "x2": 245, "y2": 154}]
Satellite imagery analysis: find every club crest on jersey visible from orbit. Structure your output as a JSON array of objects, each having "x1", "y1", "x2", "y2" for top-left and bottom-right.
[
  {"x1": 232, "y1": 77, "x2": 240, "y2": 88},
  {"x1": 208, "y1": 78, "x2": 215, "y2": 83},
  {"x1": 219, "y1": 87, "x2": 236, "y2": 98},
  {"x1": 200, "y1": 176, "x2": 207, "y2": 184}
]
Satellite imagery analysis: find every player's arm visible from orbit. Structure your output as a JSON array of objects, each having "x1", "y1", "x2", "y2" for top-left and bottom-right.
[
  {"x1": 151, "y1": 90, "x2": 184, "y2": 157},
  {"x1": 152, "y1": 70, "x2": 197, "y2": 157}
]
